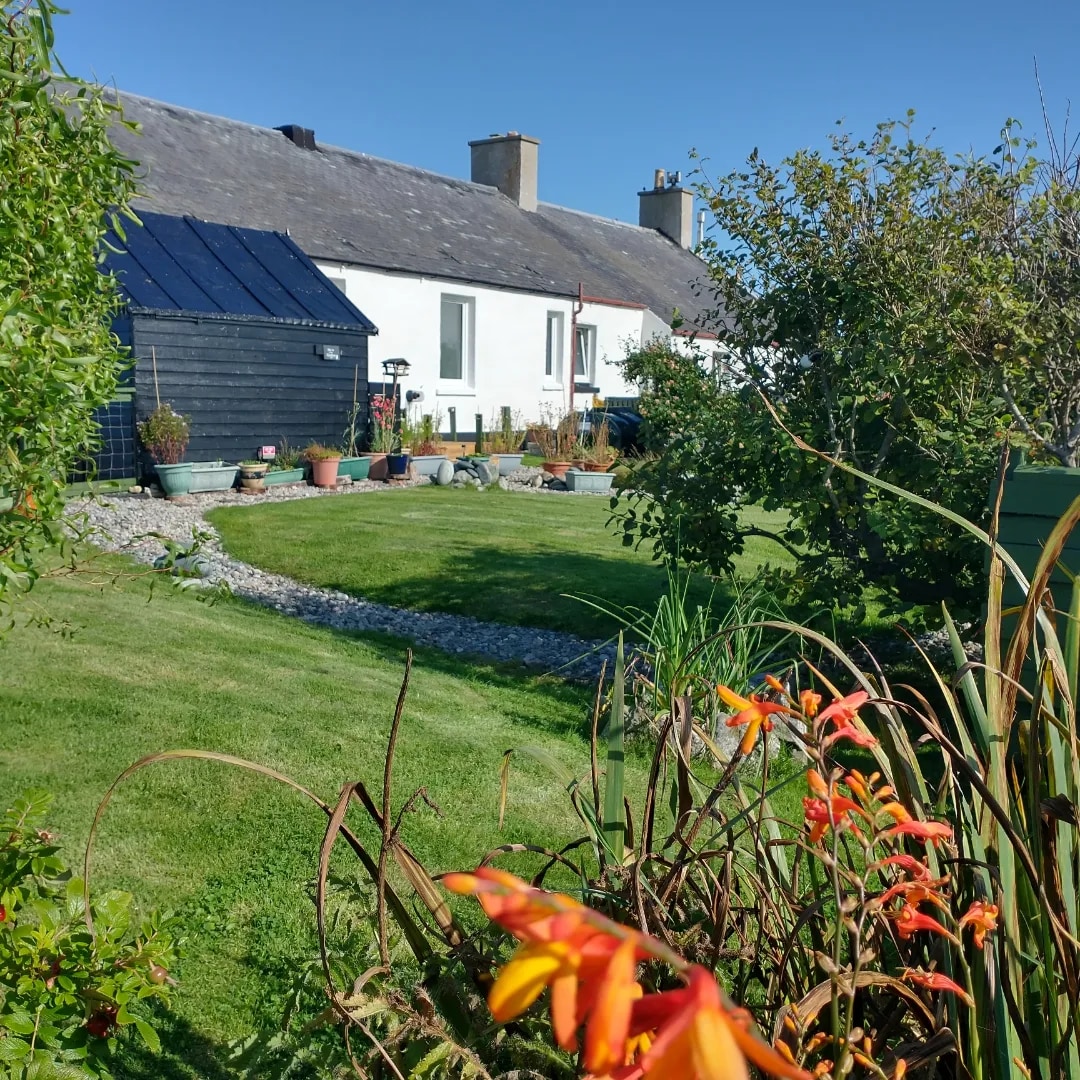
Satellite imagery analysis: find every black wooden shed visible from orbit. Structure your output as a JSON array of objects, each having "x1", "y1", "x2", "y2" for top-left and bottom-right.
[{"x1": 95, "y1": 210, "x2": 377, "y2": 479}]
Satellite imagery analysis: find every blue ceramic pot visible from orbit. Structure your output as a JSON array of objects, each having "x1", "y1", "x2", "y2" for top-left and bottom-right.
[{"x1": 386, "y1": 453, "x2": 410, "y2": 478}]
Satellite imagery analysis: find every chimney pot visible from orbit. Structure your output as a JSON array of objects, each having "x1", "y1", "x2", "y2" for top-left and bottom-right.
[
  {"x1": 653, "y1": 168, "x2": 666, "y2": 190},
  {"x1": 469, "y1": 132, "x2": 540, "y2": 211},
  {"x1": 275, "y1": 124, "x2": 317, "y2": 151}
]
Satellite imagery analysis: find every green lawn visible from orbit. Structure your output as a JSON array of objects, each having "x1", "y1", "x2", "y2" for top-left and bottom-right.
[
  {"x1": 0, "y1": 560, "x2": 616, "y2": 1076},
  {"x1": 207, "y1": 488, "x2": 794, "y2": 640}
]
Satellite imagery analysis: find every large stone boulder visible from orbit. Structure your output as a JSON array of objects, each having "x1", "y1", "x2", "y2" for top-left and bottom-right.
[
  {"x1": 436, "y1": 459, "x2": 454, "y2": 486},
  {"x1": 476, "y1": 460, "x2": 496, "y2": 486}
]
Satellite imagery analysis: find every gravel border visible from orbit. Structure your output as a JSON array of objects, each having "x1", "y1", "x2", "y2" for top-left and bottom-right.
[{"x1": 68, "y1": 479, "x2": 615, "y2": 682}]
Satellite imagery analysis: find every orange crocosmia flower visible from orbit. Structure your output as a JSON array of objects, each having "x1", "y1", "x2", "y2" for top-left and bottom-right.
[
  {"x1": 806, "y1": 769, "x2": 829, "y2": 798},
  {"x1": 879, "y1": 879, "x2": 950, "y2": 909},
  {"x1": 764, "y1": 673, "x2": 789, "y2": 695},
  {"x1": 451, "y1": 870, "x2": 812, "y2": 1080},
  {"x1": 883, "y1": 819, "x2": 953, "y2": 845},
  {"x1": 893, "y1": 903, "x2": 959, "y2": 943},
  {"x1": 842, "y1": 770, "x2": 869, "y2": 803},
  {"x1": 718, "y1": 685, "x2": 794, "y2": 755},
  {"x1": 874, "y1": 853, "x2": 932, "y2": 881},
  {"x1": 902, "y1": 968, "x2": 974, "y2": 1007},
  {"x1": 880, "y1": 802, "x2": 912, "y2": 824},
  {"x1": 444, "y1": 868, "x2": 648, "y2": 1057},
  {"x1": 799, "y1": 689, "x2": 822, "y2": 718},
  {"x1": 816, "y1": 691, "x2": 877, "y2": 748},
  {"x1": 802, "y1": 795, "x2": 866, "y2": 844},
  {"x1": 817, "y1": 690, "x2": 869, "y2": 725},
  {"x1": 958, "y1": 901, "x2": 999, "y2": 949},
  {"x1": 632, "y1": 967, "x2": 811, "y2": 1080}
]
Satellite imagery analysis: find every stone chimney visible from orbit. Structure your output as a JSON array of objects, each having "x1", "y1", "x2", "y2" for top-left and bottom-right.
[
  {"x1": 469, "y1": 132, "x2": 540, "y2": 211},
  {"x1": 638, "y1": 168, "x2": 693, "y2": 248}
]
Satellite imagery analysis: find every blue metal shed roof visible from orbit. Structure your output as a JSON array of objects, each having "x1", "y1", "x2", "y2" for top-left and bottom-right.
[{"x1": 104, "y1": 210, "x2": 377, "y2": 332}]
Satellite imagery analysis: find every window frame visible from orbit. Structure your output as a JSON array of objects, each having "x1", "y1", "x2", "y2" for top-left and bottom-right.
[
  {"x1": 544, "y1": 310, "x2": 565, "y2": 387},
  {"x1": 438, "y1": 294, "x2": 475, "y2": 391},
  {"x1": 574, "y1": 323, "x2": 597, "y2": 383}
]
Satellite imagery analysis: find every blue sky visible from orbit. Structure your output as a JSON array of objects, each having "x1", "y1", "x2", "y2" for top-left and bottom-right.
[{"x1": 59, "y1": 0, "x2": 1080, "y2": 224}]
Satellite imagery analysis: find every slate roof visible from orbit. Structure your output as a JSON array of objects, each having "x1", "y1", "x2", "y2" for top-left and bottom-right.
[
  {"x1": 105, "y1": 210, "x2": 377, "y2": 331},
  {"x1": 104, "y1": 91, "x2": 715, "y2": 329}
]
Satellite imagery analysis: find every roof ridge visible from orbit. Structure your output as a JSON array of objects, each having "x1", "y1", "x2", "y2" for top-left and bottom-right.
[{"x1": 538, "y1": 201, "x2": 643, "y2": 231}]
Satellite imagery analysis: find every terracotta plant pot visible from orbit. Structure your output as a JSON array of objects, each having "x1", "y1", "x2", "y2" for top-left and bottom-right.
[
  {"x1": 363, "y1": 452, "x2": 388, "y2": 481},
  {"x1": 543, "y1": 461, "x2": 572, "y2": 480},
  {"x1": 585, "y1": 461, "x2": 612, "y2": 473},
  {"x1": 310, "y1": 457, "x2": 342, "y2": 488}
]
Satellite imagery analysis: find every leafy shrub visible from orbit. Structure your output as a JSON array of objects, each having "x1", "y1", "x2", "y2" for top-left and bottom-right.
[
  {"x1": 0, "y1": 0, "x2": 141, "y2": 620},
  {"x1": 0, "y1": 790, "x2": 177, "y2": 1078},
  {"x1": 136, "y1": 404, "x2": 190, "y2": 466}
]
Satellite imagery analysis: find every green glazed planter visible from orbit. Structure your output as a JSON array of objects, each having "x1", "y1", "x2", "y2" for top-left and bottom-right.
[
  {"x1": 189, "y1": 461, "x2": 239, "y2": 493},
  {"x1": 155, "y1": 462, "x2": 194, "y2": 498},
  {"x1": 264, "y1": 467, "x2": 306, "y2": 486},
  {"x1": 338, "y1": 456, "x2": 372, "y2": 481}
]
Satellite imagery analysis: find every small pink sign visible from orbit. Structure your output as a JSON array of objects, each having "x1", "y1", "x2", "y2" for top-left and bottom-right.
[{"x1": 259, "y1": 445, "x2": 276, "y2": 460}]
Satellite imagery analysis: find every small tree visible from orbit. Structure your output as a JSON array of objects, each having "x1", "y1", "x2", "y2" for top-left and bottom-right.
[
  {"x1": 615, "y1": 116, "x2": 1027, "y2": 618},
  {"x1": 0, "y1": 1, "x2": 139, "y2": 624}
]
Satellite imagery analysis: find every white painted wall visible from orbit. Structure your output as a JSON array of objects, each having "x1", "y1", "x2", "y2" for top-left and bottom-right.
[{"x1": 317, "y1": 262, "x2": 646, "y2": 430}]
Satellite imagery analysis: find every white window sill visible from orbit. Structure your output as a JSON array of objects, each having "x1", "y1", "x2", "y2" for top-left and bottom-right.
[
  {"x1": 542, "y1": 382, "x2": 565, "y2": 392},
  {"x1": 436, "y1": 386, "x2": 477, "y2": 397}
]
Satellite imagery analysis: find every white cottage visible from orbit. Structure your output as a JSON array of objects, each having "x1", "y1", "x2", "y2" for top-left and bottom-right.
[{"x1": 107, "y1": 93, "x2": 719, "y2": 435}]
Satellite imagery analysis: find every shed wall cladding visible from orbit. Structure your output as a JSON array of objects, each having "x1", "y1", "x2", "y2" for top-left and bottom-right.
[{"x1": 131, "y1": 315, "x2": 368, "y2": 469}]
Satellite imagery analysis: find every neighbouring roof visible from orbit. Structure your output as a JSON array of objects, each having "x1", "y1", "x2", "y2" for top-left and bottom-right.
[
  {"x1": 104, "y1": 209, "x2": 377, "y2": 331},
  {"x1": 104, "y1": 91, "x2": 717, "y2": 329}
]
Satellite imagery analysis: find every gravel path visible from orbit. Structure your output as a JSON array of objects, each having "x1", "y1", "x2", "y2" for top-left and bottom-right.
[{"x1": 68, "y1": 477, "x2": 614, "y2": 681}]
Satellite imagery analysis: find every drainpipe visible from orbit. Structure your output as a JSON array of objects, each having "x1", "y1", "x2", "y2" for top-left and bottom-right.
[{"x1": 569, "y1": 281, "x2": 584, "y2": 424}]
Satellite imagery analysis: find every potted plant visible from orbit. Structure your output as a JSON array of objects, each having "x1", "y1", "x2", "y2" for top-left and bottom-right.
[
  {"x1": 487, "y1": 411, "x2": 525, "y2": 475},
  {"x1": 409, "y1": 410, "x2": 448, "y2": 478},
  {"x1": 584, "y1": 415, "x2": 617, "y2": 472},
  {"x1": 338, "y1": 401, "x2": 372, "y2": 480},
  {"x1": 386, "y1": 449, "x2": 411, "y2": 479},
  {"x1": 535, "y1": 404, "x2": 575, "y2": 479},
  {"x1": 304, "y1": 443, "x2": 342, "y2": 488},
  {"x1": 137, "y1": 403, "x2": 192, "y2": 498},
  {"x1": 566, "y1": 467, "x2": 616, "y2": 493},
  {"x1": 265, "y1": 438, "x2": 307, "y2": 486},
  {"x1": 238, "y1": 459, "x2": 270, "y2": 493},
  {"x1": 189, "y1": 459, "x2": 239, "y2": 492},
  {"x1": 364, "y1": 393, "x2": 397, "y2": 481}
]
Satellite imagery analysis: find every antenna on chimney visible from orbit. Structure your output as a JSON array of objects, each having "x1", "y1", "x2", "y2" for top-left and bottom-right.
[{"x1": 668, "y1": 170, "x2": 682, "y2": 187}]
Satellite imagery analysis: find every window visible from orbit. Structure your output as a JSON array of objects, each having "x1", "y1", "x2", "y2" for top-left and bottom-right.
[
  {"x1": 545, "y1": 311, "x2": 564, "y2": 382},
  {"x1": 575, "y1": 324, "x2": 596, "y2": 382},
  {"x1": 328, "y1": 277, "x2": 347, "y2": 295},
  {"x1": 440, "y1": 295, "x2": 473, "y2": 383}
]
